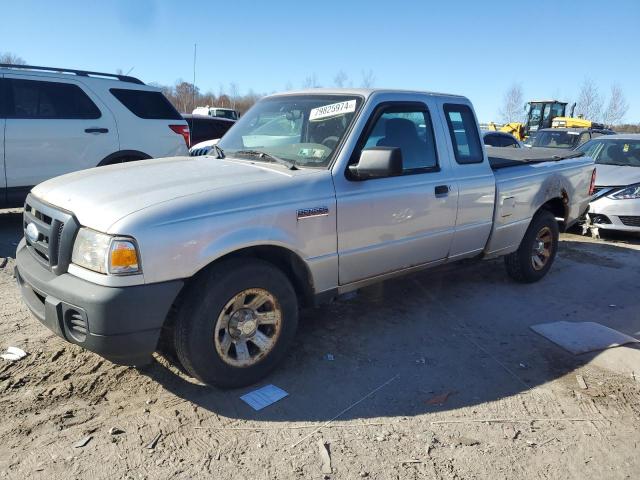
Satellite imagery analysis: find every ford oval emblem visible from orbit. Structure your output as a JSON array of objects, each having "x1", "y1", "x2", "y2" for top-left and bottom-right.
[{"x1": 25, "y1": 222, "x2": 39, "y2": 243}]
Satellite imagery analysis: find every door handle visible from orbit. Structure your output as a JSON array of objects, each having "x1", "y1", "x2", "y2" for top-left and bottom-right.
[
  {"x1": 435, "y1": 185, "x2": 449, "y2": 196},
  {"x1": 84, "y1": 128, "x2": 109, "y2": 134}
]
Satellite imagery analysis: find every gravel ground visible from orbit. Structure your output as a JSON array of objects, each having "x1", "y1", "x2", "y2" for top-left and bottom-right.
[{"x1": 1, "y1": 209, "x2": 639, "y2": 479}]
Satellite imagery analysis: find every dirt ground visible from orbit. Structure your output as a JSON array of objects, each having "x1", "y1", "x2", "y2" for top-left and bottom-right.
[{"x1": 1, "y1": 209, "x2": 639, "y2": 480}]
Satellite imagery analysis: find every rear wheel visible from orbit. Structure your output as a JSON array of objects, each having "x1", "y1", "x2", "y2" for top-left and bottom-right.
[
  {"x1": 174, "y1": 259, "x2": 298, "y2": 388},
  {"x1": 504, "y1": 210, "x2": 559, "y2": 283}
]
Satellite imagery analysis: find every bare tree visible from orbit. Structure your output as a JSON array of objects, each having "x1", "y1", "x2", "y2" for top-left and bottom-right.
[
  {"x1": 302, "y1": 73, "x2": 320, "y2": 89},
  {"x1": 333, "y1": 70, "x2": 348, "y2": 88},
  {"x1": 499, "y1": 83, "x2": 524, "y2": 123},
  {"x1": 602, "y1": 83, "x2": 629, "y2": 126},
  {"x1": 575, "y1": 79, "x2": 603, "y2": 121},
  {"x1": 218, "y1": 94, "x2": 231, "y2": 108},
  {"x1": 283, "y1": 81, "x2": 293, "y2": 91},
  {"x1": 150, "y1": 79, "x2": 262, "y2": 115},
  {"x1": 229, "y1": 82, "x2": 239, "y2": 109},
  {"x1": 217, "y1": 84, "x2": 227, "y2": 107},
  {"x1": 0, "y1": 52, "x2": 26, "y2": 65},
  {"x1": 174, "y1": 81, "x2": 199, "y2": 113},
  {"x1": 201, "y1": 90, "x2": 216, "y2": 106},
  {"x1": 360, "y1": 69, "x2": 375, "y2": 88}
]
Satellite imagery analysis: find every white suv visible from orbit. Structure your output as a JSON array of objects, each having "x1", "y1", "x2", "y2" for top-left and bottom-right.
[{"x1": 0, "y1": 64, "x2": 190, "y2": 208}]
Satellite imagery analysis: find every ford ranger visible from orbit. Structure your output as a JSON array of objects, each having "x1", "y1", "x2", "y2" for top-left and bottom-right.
[{"x1": 14, "y1": 89, "x2": 596, "y2": 387}]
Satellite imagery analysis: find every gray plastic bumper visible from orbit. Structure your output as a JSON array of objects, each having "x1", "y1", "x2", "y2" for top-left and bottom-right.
[{"x1": 15, "y1": 242, "x2": 183, "y2": 366}]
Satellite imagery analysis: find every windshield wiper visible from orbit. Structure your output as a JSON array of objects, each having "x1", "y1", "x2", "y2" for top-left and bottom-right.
[
  {"x1": 233, "y1": 150, "x2": 297, "y2": 170},
  {"x1": 212, "y1": 144, "x2": 225, "y2": 159}
]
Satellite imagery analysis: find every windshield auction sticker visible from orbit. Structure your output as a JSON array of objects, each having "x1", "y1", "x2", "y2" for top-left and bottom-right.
[{"x1": 309, "y1": 100, "x2": 357, "y2": 121}]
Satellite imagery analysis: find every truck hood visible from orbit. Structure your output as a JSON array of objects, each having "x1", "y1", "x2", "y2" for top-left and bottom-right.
[
  {"x1": 595, "y1": 164, "x2": 640, "y2": 187},
  {"x1": 32, "y1": 156, "x2": 311, "y2": 232}
]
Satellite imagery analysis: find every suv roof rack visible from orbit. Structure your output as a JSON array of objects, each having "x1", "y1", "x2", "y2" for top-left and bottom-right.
[{"x1": 0, "y1": 63, "x2": 144, "y2": 85}]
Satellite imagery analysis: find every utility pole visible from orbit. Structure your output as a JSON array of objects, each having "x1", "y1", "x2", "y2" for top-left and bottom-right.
[{"x1": 192, "y1": 43, "x2": 197, "y2": 111}]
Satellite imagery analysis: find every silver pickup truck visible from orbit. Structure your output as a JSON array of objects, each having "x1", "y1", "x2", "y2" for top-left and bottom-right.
[{"x1": 15, "y1": 89, "x2": 595, "y2": 387}]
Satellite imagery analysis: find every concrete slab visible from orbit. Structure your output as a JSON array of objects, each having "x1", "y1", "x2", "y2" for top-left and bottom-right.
[{"x1": 530, "y1": 321, "x2": 639, "y2": 355}]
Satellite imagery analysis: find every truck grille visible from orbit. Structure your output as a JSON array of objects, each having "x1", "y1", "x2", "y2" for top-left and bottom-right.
[
  {"x1": 189, "y1": 146, "x2": 212, "y2": 156},
  {"x1": 619, "y1": 216, "x2": 640, "y2": 227},
  {"x1": 23, "y1": 194, "x2": 79, "y2": 275}
]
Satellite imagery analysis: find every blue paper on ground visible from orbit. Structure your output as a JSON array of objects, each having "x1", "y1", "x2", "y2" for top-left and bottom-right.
[{"x1": 240, "y1": 384, "x2": 289, "y2": 411}]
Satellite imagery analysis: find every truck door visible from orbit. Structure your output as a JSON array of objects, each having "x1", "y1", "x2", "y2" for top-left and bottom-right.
[
  {"x1": 333, "y1": 99, "x2": 459, "y2": 285},
  {"x1": 441, "y1": 102, "x2": 496, "y2": 259},
  {"x1": 3, "y1": 75, "x2": 118, "y2": 194}
]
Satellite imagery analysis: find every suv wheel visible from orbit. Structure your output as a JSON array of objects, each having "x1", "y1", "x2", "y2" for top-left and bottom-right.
[
  {"x1": 174, "y1": 258, "x2": 298, "y2": 388},
  {"x1": 504, "y1": 210, "x2": 559, "y2": 283}
]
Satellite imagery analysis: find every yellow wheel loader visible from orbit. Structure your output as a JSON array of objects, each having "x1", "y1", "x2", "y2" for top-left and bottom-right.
[{"x1": 488, "y1": 100, "x2": 604, "y2": 142}]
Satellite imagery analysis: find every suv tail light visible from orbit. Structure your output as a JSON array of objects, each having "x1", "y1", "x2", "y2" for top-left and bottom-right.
[
  {"x1": 589, "y1": 168, "x2": 597, "y2": 196},
  {"x1": 169, "y1": 124, "x2": 190, "y2": 147}
]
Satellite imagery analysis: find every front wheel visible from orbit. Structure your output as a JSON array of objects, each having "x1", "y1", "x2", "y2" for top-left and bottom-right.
[
  {"x1": 504, "y1": 210, "x2": 559, "y2": 283},
  {"x1": 174, "y1": 259, "x2": 298, "y2": 388}
]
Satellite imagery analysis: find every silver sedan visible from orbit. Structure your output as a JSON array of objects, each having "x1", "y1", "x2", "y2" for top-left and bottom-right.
[{"x1": 577, "y1": 134, "x2": 640, "y2": 232}]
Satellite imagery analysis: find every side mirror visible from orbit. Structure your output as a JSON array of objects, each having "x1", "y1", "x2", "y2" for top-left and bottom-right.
[{"x1": 349, "y1": 147, "x2": 403, "y2": 180}]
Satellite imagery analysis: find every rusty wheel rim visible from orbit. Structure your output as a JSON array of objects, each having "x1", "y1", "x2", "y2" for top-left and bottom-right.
[
  {"x1": 213, "y1": 288, "x2": 282, "y2": 368},
  {"x1": 531, "y1": 226, "x2": 553, "y2": 271}
]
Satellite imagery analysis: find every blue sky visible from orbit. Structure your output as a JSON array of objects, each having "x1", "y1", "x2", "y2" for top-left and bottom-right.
[{"x1": 2, "y1": 0, "x2": 639, "y2": 122}]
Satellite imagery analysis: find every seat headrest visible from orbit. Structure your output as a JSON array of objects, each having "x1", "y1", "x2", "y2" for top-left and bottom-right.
[{"x1": 385, "y1": 118, "x2": 418, "y2": 140}]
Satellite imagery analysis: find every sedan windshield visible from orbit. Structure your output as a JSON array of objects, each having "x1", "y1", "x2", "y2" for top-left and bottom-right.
[
  {"x1": 218, "y1": 95, "x2": 362, "y2": 168},
  {"x1": 532, "y1": 131, "x2": 581, "y2": 149},
  {"x1": 577, "y1": 139, "x2": 640, "y2": 167}
]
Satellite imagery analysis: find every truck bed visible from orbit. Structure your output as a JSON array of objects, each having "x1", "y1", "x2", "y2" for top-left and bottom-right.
[{"x1": 487, "y1": 147, "x2": 585, "y2": 170}]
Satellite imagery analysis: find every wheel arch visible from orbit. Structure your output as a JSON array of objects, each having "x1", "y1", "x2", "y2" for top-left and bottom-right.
[
  {"x1": 537, "y1": 191, "x2": 569, "y2": 231},
  {"x1": 97, "y1": 150, "x2": 152, "y2": 166},
  {"x1": 182, "y1": 244, "x2": 315, "y2": 309}
]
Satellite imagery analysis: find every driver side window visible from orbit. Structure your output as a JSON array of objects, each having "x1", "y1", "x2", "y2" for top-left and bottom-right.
[{"x1": 361, "y1": 105, "x2": 438, "y2": 173}]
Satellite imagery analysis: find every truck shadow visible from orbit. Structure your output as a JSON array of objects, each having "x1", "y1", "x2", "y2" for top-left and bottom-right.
[
  {"x1": 140, "y1": 237, "x2": 640, "y2": 422},
  {"x1": 0, "y1": 211, "x2": 23, "y2": 259}
]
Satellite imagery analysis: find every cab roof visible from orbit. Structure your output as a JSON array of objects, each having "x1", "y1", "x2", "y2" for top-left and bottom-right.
[{"x1": 265, "y1": 88, "x2": 466, "y2": 100}]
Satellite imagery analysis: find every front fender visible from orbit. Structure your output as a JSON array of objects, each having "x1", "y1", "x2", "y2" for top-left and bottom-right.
[{"x1": 194, "y1": 226, "x2": 305, "y2": 276}]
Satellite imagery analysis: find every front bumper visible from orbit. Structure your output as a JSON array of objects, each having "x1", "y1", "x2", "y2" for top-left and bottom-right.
[
  {"x1": 589, "y1": 195, "x2": 640, "y2": 232},
  {"x1": 15, "y1": 240, "x2": 183, "y2": 365}
]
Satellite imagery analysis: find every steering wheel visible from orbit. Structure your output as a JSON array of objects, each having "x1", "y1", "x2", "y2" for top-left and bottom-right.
[{"x1": 321, "y1": 136, "x2": 340, "y2": 150}]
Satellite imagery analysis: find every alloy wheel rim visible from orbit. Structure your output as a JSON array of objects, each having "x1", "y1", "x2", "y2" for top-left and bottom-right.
[
  {"x1": 214, "y1": 288, "x2": 282, "y2": 367},
  {"x1": 531, "y1": 226, "x2": 553, "y2": 271}
]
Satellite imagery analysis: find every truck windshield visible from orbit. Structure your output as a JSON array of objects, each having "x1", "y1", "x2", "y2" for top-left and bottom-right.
[
  {"x1": 532, "y1": 131, "x2": 581, "y2": 149},
  {"x1": 218, "y1": 95, "x2": 362, "y2": 168},
  {"x1": 577, "y1": 139, "x2": 640, "y2": 167}
]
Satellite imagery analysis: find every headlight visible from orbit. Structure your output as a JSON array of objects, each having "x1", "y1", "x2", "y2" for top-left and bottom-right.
[
  {"x1": 71, "y1": 228, "x2": 140, "y2": 275},
  {"x1": 608, "y1": 183, "x2": 640, "y2": 200}
]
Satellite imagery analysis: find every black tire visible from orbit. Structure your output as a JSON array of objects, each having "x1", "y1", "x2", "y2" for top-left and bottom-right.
[
  {"x1": 174, "y1": 258, "x2": 298, "y2": 388},
  {"x1": 504, "y1": 209, "x2": 559, "y2": 283}
]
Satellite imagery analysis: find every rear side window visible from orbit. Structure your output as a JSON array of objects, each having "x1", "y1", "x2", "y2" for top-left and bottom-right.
[
  {"x1": 444, "y1": 103, "x2": 483, "y2": 164},
  {"x1": 6, "y1": 79, "x2": 101, "y2": 119},
  {"x1": 110, "y1": 88, "x2": 182, "y2": 120}
]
